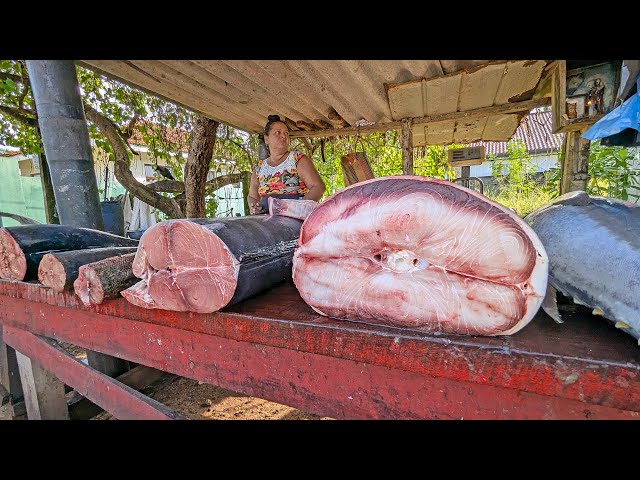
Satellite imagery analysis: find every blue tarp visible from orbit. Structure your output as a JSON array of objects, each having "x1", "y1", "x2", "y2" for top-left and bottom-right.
[{"x1": 582, "y1": 78, "x2": 640, "y2": 141}]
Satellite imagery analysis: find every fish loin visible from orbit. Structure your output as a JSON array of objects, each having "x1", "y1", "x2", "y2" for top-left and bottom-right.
[
  {"x1": 39, "y1": 247, "x2": 138, "y2": 293},
  {"x1": 292, "y1": 176, "x2": 549, "y2": 336},
  {"x1": 74, "y1": 252, "x2": 138, "y2": 306},
  {"x1": 268, "y1": 197, "x2": 318, "y2": 221},
  {"x1": 124, "y1": 215, "x2": 302, "y2": 313},
  {"x1": 0, "y1": 224, "x2": 138, "y2": 281},
  {"x1": 524, "y1": 190, "x2": 640, "y2": 340}
]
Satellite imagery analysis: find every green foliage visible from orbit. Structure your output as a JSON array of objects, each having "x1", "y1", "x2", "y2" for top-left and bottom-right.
[
  {"x1": 303, "y1": 131, "x2": 457, "y2": 199},
  {"x1": 485, "y1": 139, "x2": 554, "y2": 217},
  {"x1": 1, "y1": 60, "x2": 261, "y2": 219},
  {"x1": 0, "y1": 61, "x2": 42, "y2": 154},
  {"x1": 587, "y1": 140, "x2": 640, "y2": 203}
]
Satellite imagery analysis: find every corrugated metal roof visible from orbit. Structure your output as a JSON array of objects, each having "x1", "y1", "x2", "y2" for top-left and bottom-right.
[
  {"x1": 77, "y1": 60, "x2": 553, "y2": 142},
  {"x1": 470, "y1": 109, "x2": 564, "y2": 157}
]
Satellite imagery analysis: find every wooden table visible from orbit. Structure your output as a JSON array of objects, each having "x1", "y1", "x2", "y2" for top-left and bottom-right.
[{"x1": 1, "y1": 278, "x2": 639, "y2": 420}]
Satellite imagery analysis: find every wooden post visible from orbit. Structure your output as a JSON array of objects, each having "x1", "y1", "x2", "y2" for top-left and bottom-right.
[
  {"x1": 16, "y1": 350, "x2": 69, "y2": 420},
  {"x1": 401, "y1": 119, "x2": 414, "y2": 175},
  {"x1": 560, "y1": 129, "x2": 590, "y2": 194},
  {"x1": 0, "y1": 326, "x2": 24, "y2": 417},
  {"x1": 241, "y1": 170, "x2": 251, "y2": 217},
  {"x1": 27, "y1": 59, "x2": 131, "y2": 381}
]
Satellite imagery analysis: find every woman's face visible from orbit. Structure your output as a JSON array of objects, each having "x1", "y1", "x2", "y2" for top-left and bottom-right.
[{"x1": 266, "y1": 122, "x2": 290, "y2": 150}]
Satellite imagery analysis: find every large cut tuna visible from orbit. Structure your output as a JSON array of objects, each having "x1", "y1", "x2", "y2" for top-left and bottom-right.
[
  {"x1": 524, "y1": 190, "x2": 640, "y2": 342},
  {"x1": 0, "y1": 224, "x2": 138, "y2": 281},
  {"x1": 292, "y1": 176, "x2": 548, "y2": 336},
  {"x1": 122, "y1": 215, "x2": 302, "y2": 313}
]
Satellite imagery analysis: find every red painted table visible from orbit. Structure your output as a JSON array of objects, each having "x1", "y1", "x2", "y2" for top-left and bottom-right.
[{"x1": 1, "y1": 278, "x2": 639, "y2": 420}]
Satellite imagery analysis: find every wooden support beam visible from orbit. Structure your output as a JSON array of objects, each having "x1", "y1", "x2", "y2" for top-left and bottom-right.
[
  {"x1": 67, "y1": 365, "x2": 165, "y2": 420},
  {"x1": 560, "y1": 129, "x2": 591, "y2": 194},
  {"x1": 401, "y1": 119, "x2": 414, "y2": 175},
  {"x1": 4, "y1": 327, "x2": 184, "y2": 420},
  {"x1": 16, "y1": 349, "x2": 69, "y2": 420},
  {"x1": 0, "y1": 326, "x2": 23, "y2": 407},
  {"x1": 289, "y1": 98, "x2": 551, "y2": 139}
]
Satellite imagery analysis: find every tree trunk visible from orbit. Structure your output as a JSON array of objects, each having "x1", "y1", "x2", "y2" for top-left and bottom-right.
[
  {"x1": 184, "y1": 116, "x2": 218, "y2": 218},
  {"x1": 38, "y1": 146, "x2": 59, "y2": 224}
]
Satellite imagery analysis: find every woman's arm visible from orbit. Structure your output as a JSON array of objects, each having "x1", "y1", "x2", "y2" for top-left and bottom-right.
[
  {"x1": 296, "y1": 155, "x2": 326, "y2": 202},
  {"x1": 247, "y1": 171, "x2": 262, "y2": 214}
]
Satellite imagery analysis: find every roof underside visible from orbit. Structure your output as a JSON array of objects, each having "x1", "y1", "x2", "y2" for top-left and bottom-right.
[{"x1": 77, "y1": 60, "x2": 553, "y2": 144}]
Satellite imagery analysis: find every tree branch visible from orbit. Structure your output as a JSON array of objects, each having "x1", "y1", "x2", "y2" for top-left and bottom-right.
[
  {"x1": 0, "y1": 71, "x2": 24, "y2": 85},
  {"x1": 84, "y1": 103, "x2": 184, "y2": 219},
  {"x1": 204, "y1": 173, "x2": 243, "y2": 194},
  {"x1": 0, "y1": 105, "x2": 38, "y2": 127}
]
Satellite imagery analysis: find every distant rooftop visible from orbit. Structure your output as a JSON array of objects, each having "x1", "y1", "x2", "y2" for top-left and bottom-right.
[{"x1": 470, "y1": 108, "x2": 564, "y2": 157}]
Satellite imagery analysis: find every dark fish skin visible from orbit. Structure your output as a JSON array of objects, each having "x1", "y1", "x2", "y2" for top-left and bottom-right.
[
  {"x1": 524, "y1": 190, "x2": 640, "y2": 342},
  {"x1": 74, "y1": 252, "x2": 139, "y2": 306},
  {"x1": 0, "y1": 224, "x2": 138, "y2": 281},
  {"x1": 39, "y1": 247, "x2": 138, "y2": 292}
]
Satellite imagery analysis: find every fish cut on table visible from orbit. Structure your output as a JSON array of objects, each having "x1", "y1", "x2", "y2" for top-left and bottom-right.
[
  {"x1": 0, "y1": 224, "x2": 138, "y2": 282},
  {"x1": 292, "y1": 176, "x2": 549, "y2": 336},
  {"x1": 525, "y1": 190, "x2": 640, "y2": 342},
  {"x1": 122, "y1": 215, "x2": 303, "y2": 313},
  {"x1": 74, "y1": 252, "x2": 138, "y2": 306}
]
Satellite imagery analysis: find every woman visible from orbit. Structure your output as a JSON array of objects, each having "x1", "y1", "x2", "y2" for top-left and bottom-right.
[{"x1": 248, "y1": 115, "x2": 326, "y2": 214}]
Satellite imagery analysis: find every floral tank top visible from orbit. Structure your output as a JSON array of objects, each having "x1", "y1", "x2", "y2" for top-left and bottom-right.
[{"x1": 255, "y1": 151, "x2": 309, "y2": 198}]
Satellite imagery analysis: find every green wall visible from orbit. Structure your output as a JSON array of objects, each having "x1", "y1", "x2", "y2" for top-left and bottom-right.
[{"x1": 0, "y1": 156, "x2": 46, "y2": 226}]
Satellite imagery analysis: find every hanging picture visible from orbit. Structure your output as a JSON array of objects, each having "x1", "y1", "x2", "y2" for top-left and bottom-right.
[{"x1": 565, "y1": 62, "x2": 619, "y2": 119}]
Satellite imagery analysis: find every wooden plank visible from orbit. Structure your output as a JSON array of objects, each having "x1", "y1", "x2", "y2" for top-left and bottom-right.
[
  {"x1": 423, "y1": 120, "x2": 456, "y2": 146},
  {"x1": 15, "y1": 349, "x2": 69, "y2": 420},
  {"x1": 560, "y1": 130, "x2": 591, "y2": 194},
  {"x1": 1, "y1": 280, "x2": 640, "y2": 417},
  {"x1": 424, "y1": 74, "x2": 461, "y2": 116},
  {"x1": 401, "y1": 119, "x2": 414, "y2": 175},
  {"x1": 482, "y1": 114, "x2": 522, "y2": 142},
  {"x1": 453, "y1": 117, "x2": 487, "y2": 144},
  {"x1": 67, "y1": 365, "x2": 165, "y2": 420},
  {"x1": 0, "y1": 325, "x2": 23, "y2": 406},
  {"x1": 495, "y1": 61, "x2": 548, "y2": 104},
  {"x1": 289, "y1": 98, "x2": 550, "y2": 139},
  {"x1": 388, "y1": 80, "x2": 423, "y2": 119},
  {"x1": 3, "y1": 327, "x2": 184, "y2": 420},
  {"x1": 551, "y1": 60, "x2": 566, "y2": 133},
  {"x1": 2, "y1": 311, "x2": 638, "y2": 419},
  {"x1": 458, "y1": 63, "x2": 504, "y2": 111}
]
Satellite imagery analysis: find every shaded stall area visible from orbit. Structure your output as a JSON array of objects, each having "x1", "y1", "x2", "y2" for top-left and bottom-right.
[{"x1": 2, "y1": 59, "x2": 637, "y2": 420}]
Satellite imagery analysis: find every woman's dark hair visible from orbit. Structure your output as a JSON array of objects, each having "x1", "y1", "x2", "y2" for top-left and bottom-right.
[{"x1": 265, "y1": 114, "x2": 285, "y2": 136}]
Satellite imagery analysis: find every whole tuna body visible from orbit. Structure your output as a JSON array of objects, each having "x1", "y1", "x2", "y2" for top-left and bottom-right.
[
  {"x1": 292, "y1": 176, "x2": 549, "y2": 336},
  {"x1": 524, "y1": 190, "x2": 640, "y2": 342}
]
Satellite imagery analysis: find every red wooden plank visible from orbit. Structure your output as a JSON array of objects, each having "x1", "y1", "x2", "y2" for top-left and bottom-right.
[
  {"x1": 2, "y1": 326, "x2": 184, "y2": 420},
  {"x1": 1, "y1": 280, "x2": 639, "y2": 415},
  {"x1": 0, "y1": 292, "x2": 638, "y2": 418},
  {"x1": 3, "y1": 314, "x2": 639, "y2": 419}
]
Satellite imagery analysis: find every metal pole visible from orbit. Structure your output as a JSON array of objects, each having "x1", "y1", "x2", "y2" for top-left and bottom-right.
[
  {"x1": 25, "y1": 60, "x2": 104, "y2": 230},
  {"x1": 26, "y1": 61, "x2": 129, "y2": 380}
]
